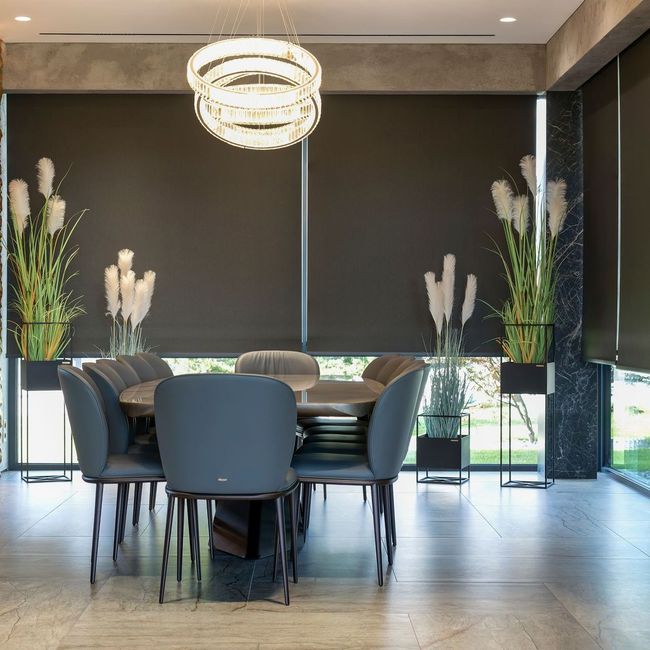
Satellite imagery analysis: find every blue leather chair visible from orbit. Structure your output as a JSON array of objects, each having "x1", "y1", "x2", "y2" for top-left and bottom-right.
[
  {"x1": 117, "y1": 354, "x2": 159, "y2": 382},
  {"x1": 136, "y1": 352, "x2": 174, "y2": 378},
  {"x1": 292, "y1": 365, "x2": 429, "y2": 585},
  {"x1": 154, "y1": 374, "x2": 300, "y2": 604},
  {"x1": 58, "y1": 366, "x2": 165, "y2": 583}
]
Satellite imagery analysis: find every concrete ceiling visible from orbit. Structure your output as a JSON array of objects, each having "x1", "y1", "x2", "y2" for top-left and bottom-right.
[{"x1": 1, "y1": 0, "x2": 584, "y2": 44}]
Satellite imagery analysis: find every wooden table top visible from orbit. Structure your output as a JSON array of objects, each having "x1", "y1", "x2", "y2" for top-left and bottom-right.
[{"x1": 119, "y1": 374, "x2": 385, "y2": 418}]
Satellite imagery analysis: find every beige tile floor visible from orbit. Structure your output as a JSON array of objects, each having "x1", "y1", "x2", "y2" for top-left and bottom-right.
[{"x1": 0, "y1": 471, "x2": 649, "y2": 649}]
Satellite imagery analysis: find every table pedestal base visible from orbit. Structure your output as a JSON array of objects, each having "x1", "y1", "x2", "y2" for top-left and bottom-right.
[{"x1": 212, "y1": 500, "x2": 276, "y2": 559}]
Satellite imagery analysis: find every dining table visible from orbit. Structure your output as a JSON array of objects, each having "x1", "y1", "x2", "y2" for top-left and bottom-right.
[{"x1": 119, "y1": 373, "x2": 385, "y2": 558}]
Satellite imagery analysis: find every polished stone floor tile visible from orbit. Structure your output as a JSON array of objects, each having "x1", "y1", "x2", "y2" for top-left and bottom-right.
[{"x1": 1, "y1": 471, "x2": 649, "y2": 648}]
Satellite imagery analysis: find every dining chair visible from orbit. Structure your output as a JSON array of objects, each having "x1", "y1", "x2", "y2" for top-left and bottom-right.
[
  {"x1": 137, "y1": 352, "x2": 174, "y2": 378},
  {"x1": 83, "y1": 362, "x2": 160, "y2": 520},
  {"x1": 235, "y1": 350, "x2": 320, "y2": 376},
  {"x1": 291, "y1": 365, "x2": 429, "y2": 585},
  {"x1": 58, "y1": 366, "x2": 165, "y2": 583},
  {"x1": 117, "y1": 354, "x2": 159, "y2": 382},
  {"x1": 97, "y1": 358, "x2": 141, "y2": 387},
  {"x1": 155, "y1": 373, "x2": 300, "y2": 605}
]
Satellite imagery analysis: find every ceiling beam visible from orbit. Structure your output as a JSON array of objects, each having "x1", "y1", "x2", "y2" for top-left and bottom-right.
[
  {"x1": 546, "y1": 0, "x2": 650, "y2": 90},
  {"x1": 3, "y1": 42, "x2": 545, "y2": 94}
]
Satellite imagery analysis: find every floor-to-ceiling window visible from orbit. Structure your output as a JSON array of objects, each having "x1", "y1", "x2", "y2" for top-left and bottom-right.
[{"x1": 610, "y1": 368, "x2": 650, "y2": 487}]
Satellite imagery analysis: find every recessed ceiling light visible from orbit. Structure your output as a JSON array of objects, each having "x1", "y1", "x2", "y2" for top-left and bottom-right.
[
  {"x1": 500, "y1": 17, "x2": 517, "y2": 23},
  {"x1": 15, "y1": 15, "x2": 32, "y2": 22}
]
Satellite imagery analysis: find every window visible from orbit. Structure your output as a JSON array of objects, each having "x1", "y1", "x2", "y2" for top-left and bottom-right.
[{"x1": 610, "y1": 368, "x2": 650, "y2": 487}]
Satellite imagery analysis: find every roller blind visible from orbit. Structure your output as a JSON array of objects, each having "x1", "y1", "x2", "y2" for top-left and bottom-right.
[
  {"x1": 7, "y1": 94, "x2": 302, "y2": 356},
  {"x1": 582, "y1": 60, "x2": 619, "y2": 364},
  {"x1": 618, "y1": 31, "x2": 650, "y2": 371},
  {"x1": 307, "y1": 94, "x2": 536, "y2": 354}
]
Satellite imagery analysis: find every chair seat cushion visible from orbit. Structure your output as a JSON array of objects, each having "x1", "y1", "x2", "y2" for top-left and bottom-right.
[
  {"x1": 99, "y1": 453, "x2": 165, "y2": 479},
  {"x1": 298, "y1": 416, "x2": 358, "y2": 428},
  {"x1": 303, "y1": 433, "x2": 367, "y2": 444},
  {"x1": 300, "y1": 441, "x2": 367, "y2": 454},
  {"x1": 292, "y1": 451, "x2": 373, "y2": 481},
  {"x1": 302, "y1": 423, "x2": 368, "y2": 435}
]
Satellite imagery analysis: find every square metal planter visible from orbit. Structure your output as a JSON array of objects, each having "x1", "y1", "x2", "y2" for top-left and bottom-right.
[{"x1": 416, "y1": 413, "x2": 471, "y2": 485}]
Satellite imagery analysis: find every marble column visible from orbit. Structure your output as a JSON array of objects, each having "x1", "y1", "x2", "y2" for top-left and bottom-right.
[{"x1": 547, "y1": 91, "x2": 599, "y2": 479}]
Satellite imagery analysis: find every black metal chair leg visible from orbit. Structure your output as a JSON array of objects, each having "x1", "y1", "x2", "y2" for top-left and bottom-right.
[
  {"x1": 289, "y1": 488, "x2": 298, "y2": 584},
  {"x1": 370, "y1": 484, "x2": 384, "y2": 586},
  {"x1": 177, "y1": 497, "x2": 185, "y2": 582},
  {"x1": 149, "y1": 482, "x2": 157, "y2": 511},
  {"x1": 191, "y1": 500, "x2": 202, "y2": 581},
  {"x1": 363, "y1": 485, "x2": 367, "y2": 502},
  {"x1": 303, "y1": 482, "x2": 313, "y2": 541},
  {"x1": 206, "y1": 500, "x2": 215, "y2": 560},
  {"x1": 119, "y1": 483, "x2": 130, "y2": 543},
  {"x1": 275, "y1": 497, "x2": 290, "y2": 606},
  {"x1": 382, "y1": 486, "x2": 394, "y2": 565},
  {"x1": 159, "y1": 494, "x2": 175, "y2": 604},
  {"x1": 90, "y1": 483, "x2": 104, "y2": 584},
  {"x1": 322, "y1": 484, "x2": 327, "y2": 500},
  {"x1": 132, "y1": 483, "x2": 143, "y2": 526},
  {"x1": 187, "y1": 501, "x2": 195, "y2": 563},
  {"x1": 113, "y1": 484, "x2": 124, "y2": 562},
  {"x1": 272, "y1": 516, "x2": 279, "y2": 582},
  {"x1": 389, "y1": 484, "x2": 397, "y2": 547}
]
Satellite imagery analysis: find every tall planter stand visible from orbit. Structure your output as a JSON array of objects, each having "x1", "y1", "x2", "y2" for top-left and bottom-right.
[
  {"x1": 19, "y1": 322, "x2": 74, "y2": 483},
  {"x1": 416, "y1": 413, "x2": 471, "y2": 485},
  {"x1": 500, "y1": 323, "x2": 555, "y2": 489}
]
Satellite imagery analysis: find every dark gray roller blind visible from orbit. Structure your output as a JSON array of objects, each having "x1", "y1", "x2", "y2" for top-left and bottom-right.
[
  {"x1": 7, "y1": 94, "x2": 301, "y2": 356},
  {"x1": 582, "y1": 60, "x2": 619, "y2": 364},
  {"x1": 307, "y1": 94, "x2": 536, "y2": 354},
  {"x1": 618, "y1": 31, "x2": 650, "y2": 371}
]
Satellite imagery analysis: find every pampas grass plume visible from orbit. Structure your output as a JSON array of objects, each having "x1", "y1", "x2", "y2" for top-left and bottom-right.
[
  {"x1": 512, "y1": 195, "x2": 529, "y2": 235},
  {"x1": 104, "y1": 265, "x2": 121, "y2": 319},
  {"x1": 120, "y1": 270, "x2": 136, "y2": 320},
  {"x1": 8, "y1": 179, "x2": 30, "y2": 234},
  {"x1": 442, "y1": 253, "x2": 456, "y2": 322},
  {"x1": 491, "y1": 180, "x2": 514, "y2": 223},
  {"x1": 461, "y1": 274, "x2": 477, "y2": 326},
  {"x1": 118, "y1": 249, "x2": 134, "y2": 276},
  {"x1": 425, "y1": 272, "x2": 444, "y2": 335},
  {"x1": 519, "y1": 154, "x2": 537, "y2": 197},
  {"x1": 130, "y1": 279, "x2": 149, "y2": 327},
  {"x1": 547, "y1": 179, "x2": 568, "y2": 236},
  {"x1": 46, "y1": 195, "x2": 66, "y2": 235},
  {"x1": 37, "y1": 158, "x2": 55, "y2": 198}
]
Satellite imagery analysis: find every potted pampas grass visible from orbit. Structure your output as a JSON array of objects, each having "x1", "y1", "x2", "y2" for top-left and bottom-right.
[
  {"x1": 490, "y1": 154, "x2": 567, "y2": 394},
  {"x1": 417, "y1": 254, "x2": 477, "y2": 483},
  {"x1": 103, "y1": 249, "x2": 156, "y2": 357},
  {"x1": 7, "y1": 158, "x2": 86, "y2": 389}
]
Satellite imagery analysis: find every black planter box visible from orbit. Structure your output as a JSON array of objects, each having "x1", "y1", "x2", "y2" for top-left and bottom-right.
[
  {"x1": 416, "y1": 434, "x2": 470, "y2": 472},
  {"x1": 500, "y1": 361, "x2": 555, "y2": 395},
  {"x1": 20, "y1": 359, "x2": 67, "y2": 391}
]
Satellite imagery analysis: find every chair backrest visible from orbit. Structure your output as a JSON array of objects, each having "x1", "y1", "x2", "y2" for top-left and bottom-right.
[
  {"x1": 83, "y1": 362, "x2": 131, "y2": 454},
  {"x1": 361, "y1": 356, "x2": 396, "y2": 382},
  {"x1": 136, "y1": 352, "x2": 174, "y2": 378},
  {"x1": 58, "y1": 366, "x2": 109, "y2": 478},
  {"x1": 389, "y1": 358, "x2": 427, "y2": 383},
  {"x1": 97, "y1": 358, "x2": 141, "y2": 387},
  {"x1": 374, "y1": 356, "x2": 417, "y2": 385},
  {"x1": 235, "y1": 350, "x2": 320, "y2": 376},
  {"x1": 117, "y1": 354, "x2": 158, "y2": 382},
  {"x1": 155, "y1": 374, "x2": 297, "y2": 495},
  {"x1": 367, "y1": 365, "x2": 429, "y2": 480}
]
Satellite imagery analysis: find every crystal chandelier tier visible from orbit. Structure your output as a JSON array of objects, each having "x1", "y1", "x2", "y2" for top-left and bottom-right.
[{"x1": 188, "y1": 35, "x2": 322, "y2": 150}]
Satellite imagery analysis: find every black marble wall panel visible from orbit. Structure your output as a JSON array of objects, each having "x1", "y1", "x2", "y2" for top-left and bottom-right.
[{"x1": 547, "y1": 91, "x2": 599, "y2": 479}]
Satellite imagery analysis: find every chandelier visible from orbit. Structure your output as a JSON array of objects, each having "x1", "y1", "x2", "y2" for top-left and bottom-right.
[{"x1": 187, "y1": 6, "x2": 322, "y2": 151}]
